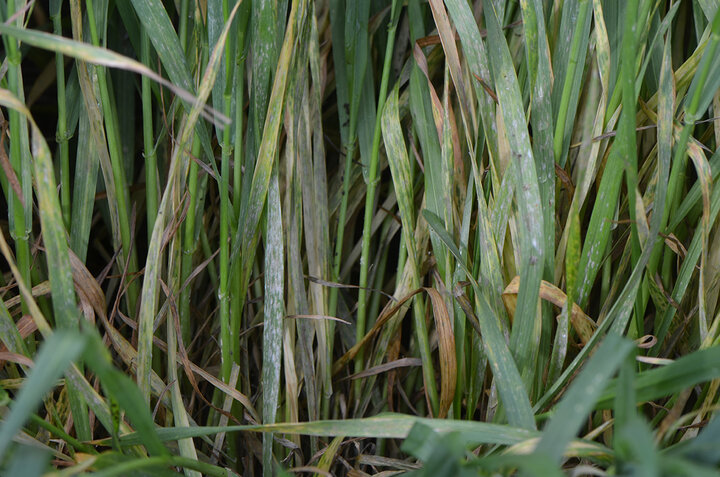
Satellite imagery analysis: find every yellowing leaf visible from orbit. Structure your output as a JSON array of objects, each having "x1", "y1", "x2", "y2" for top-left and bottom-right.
[{"x1": 502, "y1": 276, "x2": 597, "y2": 345}]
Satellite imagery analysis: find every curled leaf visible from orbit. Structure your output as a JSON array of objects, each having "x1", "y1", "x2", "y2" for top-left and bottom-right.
[{"x1": 502, "y1": 276, "x2": 597, "y2": 345}]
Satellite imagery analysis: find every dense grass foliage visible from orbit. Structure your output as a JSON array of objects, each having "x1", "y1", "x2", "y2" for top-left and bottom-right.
[{"x1": 2, "y1": 0, "x2": 720, "y2": 475}]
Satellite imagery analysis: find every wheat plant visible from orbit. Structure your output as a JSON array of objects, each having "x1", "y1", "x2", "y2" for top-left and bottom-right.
[{"x1": 1, "y1": 0, "x2": 720, "y2": 475}]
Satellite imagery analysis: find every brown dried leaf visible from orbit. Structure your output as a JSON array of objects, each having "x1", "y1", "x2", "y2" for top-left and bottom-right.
[
  {"x1": 502, "y1": 276, "x2": 596, "y2": 345},
  {"x1": 346, "y1": 357, "x2": 422, "y2": 381},
  {"x1": 424, "y1": 287, "x2": 456, "y2": 418}
]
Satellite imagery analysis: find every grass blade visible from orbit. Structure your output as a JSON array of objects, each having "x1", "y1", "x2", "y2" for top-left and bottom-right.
[
  {"x1": 136, "y1": 0, "x2": 242, "y2": 403},
  {"x1": 483, "y1": 0, "x2": 545, "y2": 387},
  {"x1": 534, "y1": 333, "x2": 633, "y2": 463},
  {"x1": 424, "y1": 209, "x2": 535, "y2": 429},
  {"x1": 118, "y1": 413, "x2": 538, "y2": 446},
  {"x1": 262, "y1": 164, "x2": 284, "y2": 473},
  {"x1": 0, "y1": 331, "x2": 86, "y2": 461}
]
